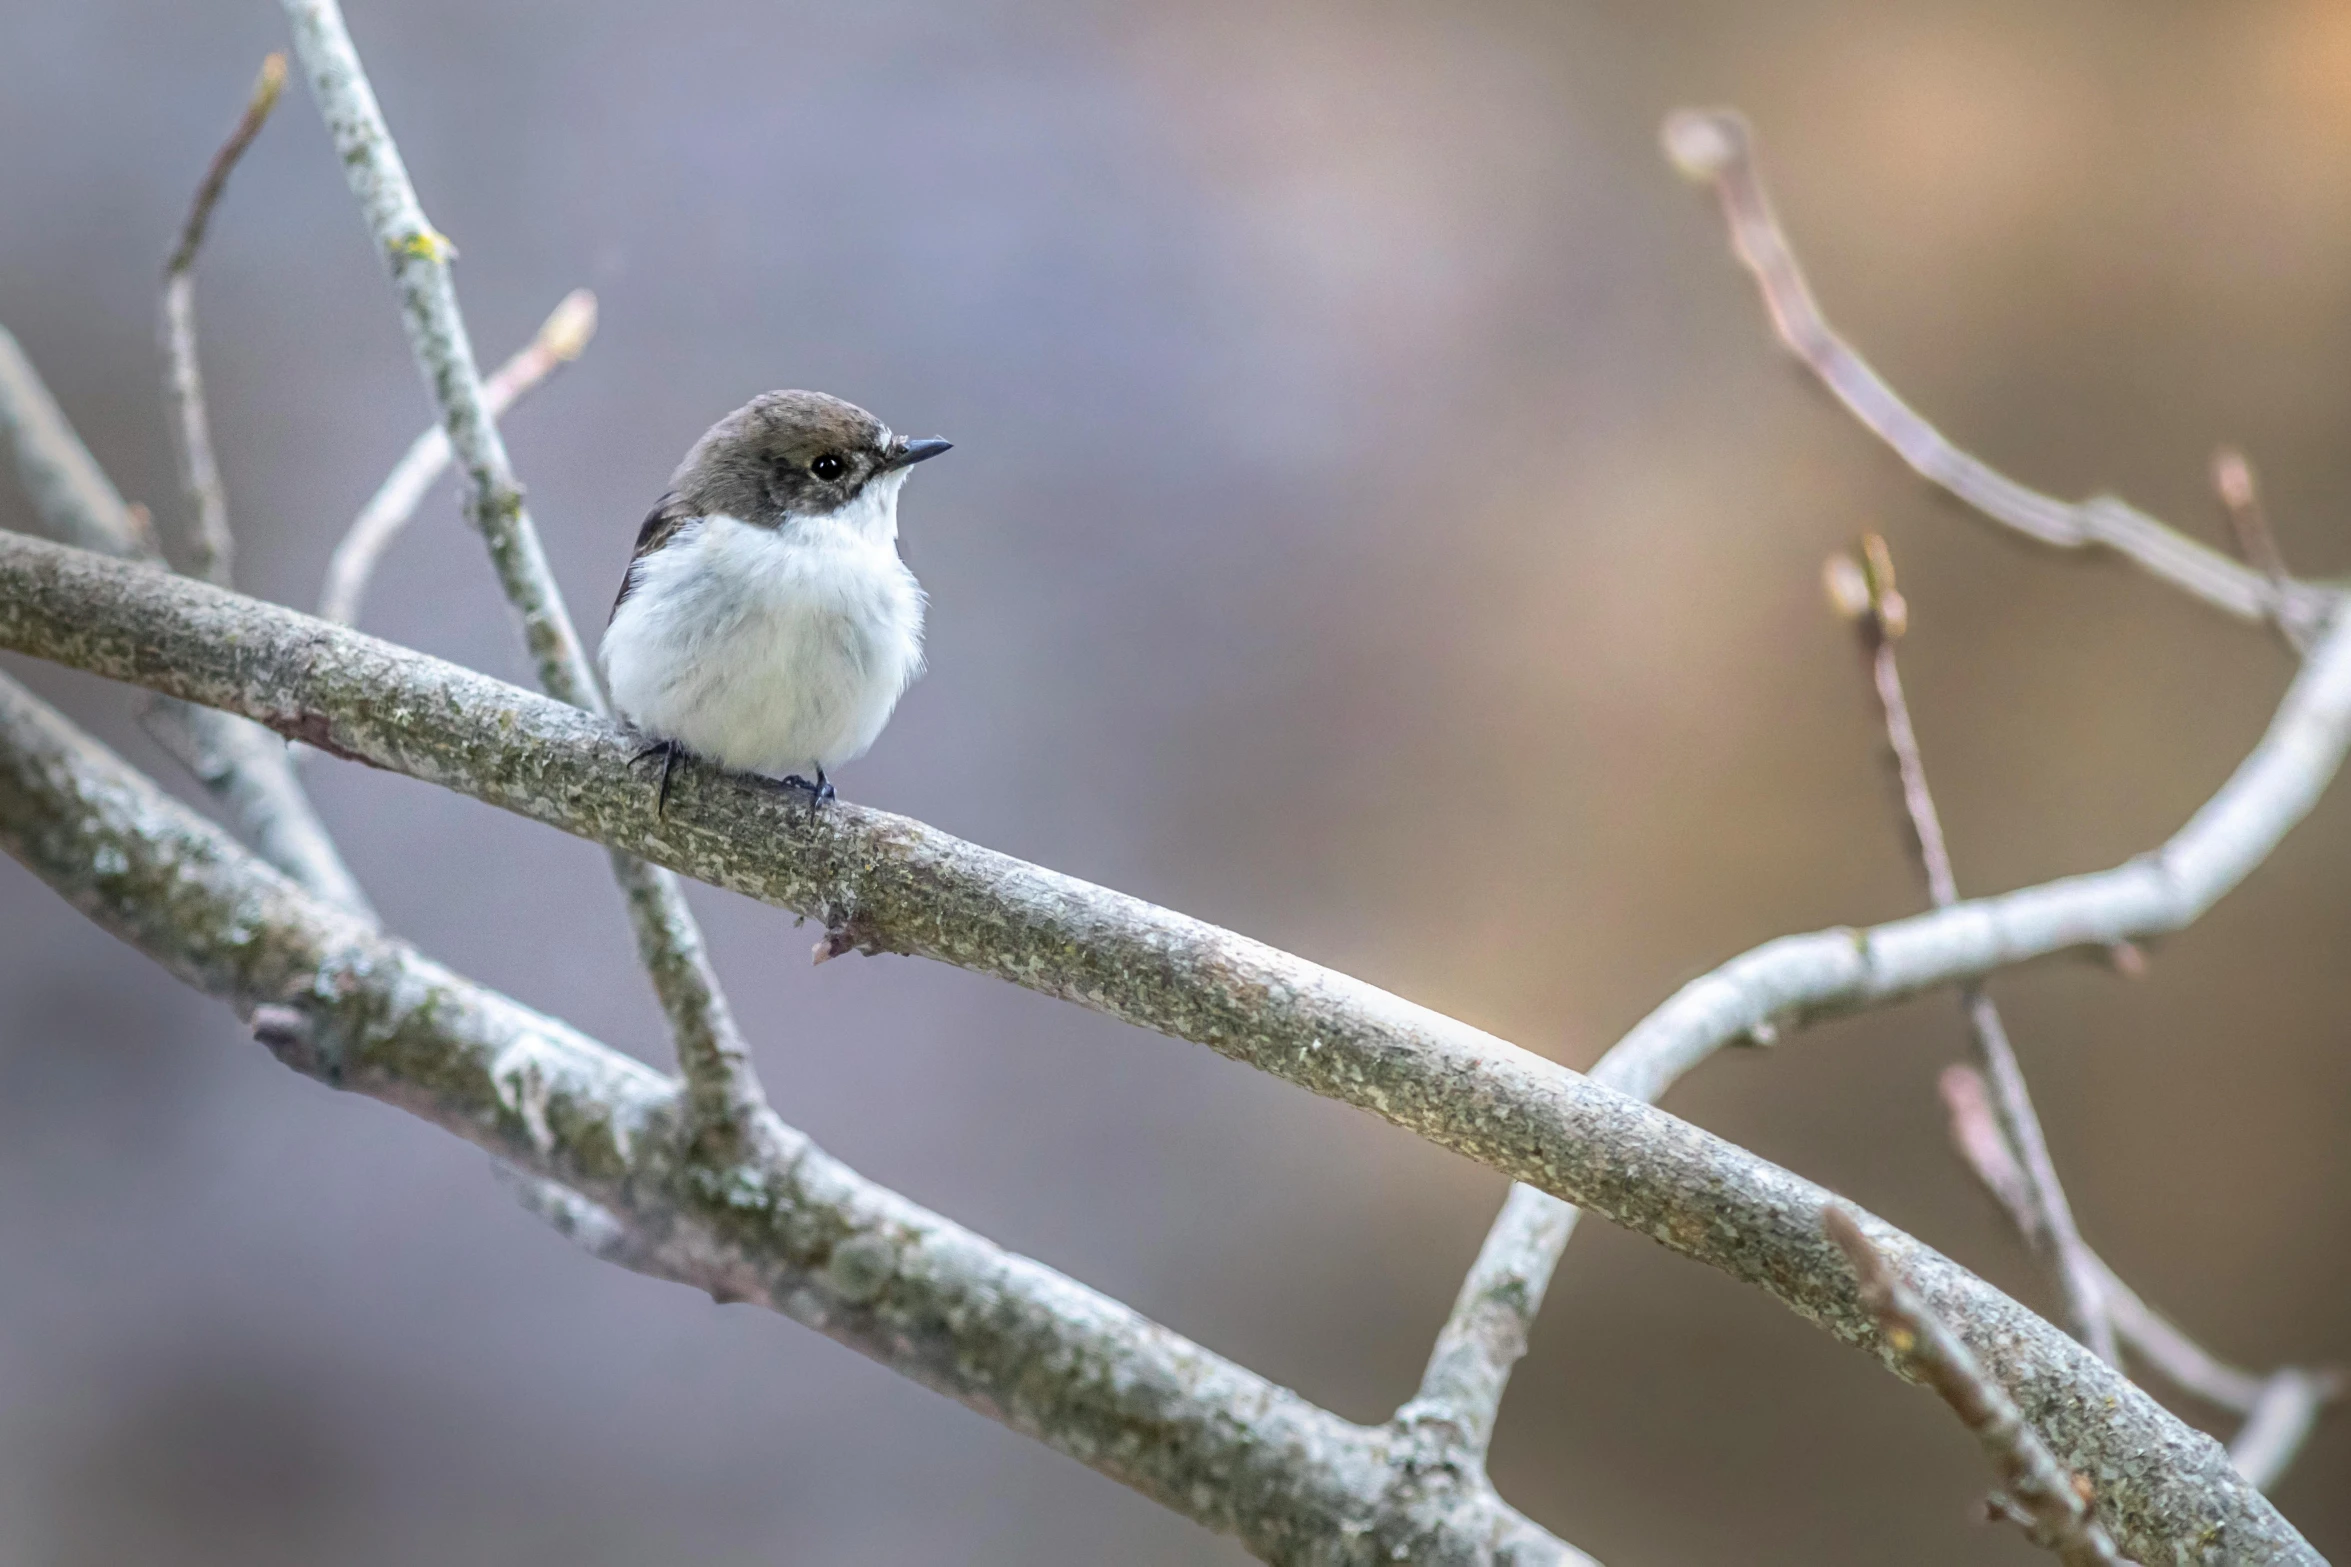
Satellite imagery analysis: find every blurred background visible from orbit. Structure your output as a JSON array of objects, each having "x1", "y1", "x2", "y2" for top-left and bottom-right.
[{"x1": 1, "y1": 0, "x2": 2346, "y2": 1561}]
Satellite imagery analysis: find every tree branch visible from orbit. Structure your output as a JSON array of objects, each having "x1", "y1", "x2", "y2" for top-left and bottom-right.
[
  {"x1": 1824, "y1": 1209, "x2": 2132, "y2": 1567},
  {"x1": 1589, "y1": 549, "x2": 2351, "y2": 1090},
  {"x1": 161, "y1": 53, "x2": 286, "y2": 589},
  {"x1": 1415, "y1": 110, "x2": 2351, "y2": 1482},
  {"x1": 318, "y1": 288, "x2": 596, "y2": 629},
  {"x1": 0, "y1": 532, "x2": 2317, "y2": 1567},
  {"x1": 1941, "y1": 1063, "x2": 2341, "y2": 1489},
  {"x1": 1398, "y1": 1181, "x2": 1573, "y2": 1462},
  {"x1": 1830, "y1": 536, "x2": 2119, "y2": 1363},
  {"x1": 0, "y1": 669, "x2": 1592, "y2": 1567},
  {"x1": 278, "y1": 0, "x2": 760, "y2": 1146},
  {"x1": 1660, "y1": 108, "x2": 2341, "y2": 644},
  {"x1": 0, "y1": 320, "x2": 371, "y2": 917},
  {"x1": 1409, "y1": 494, "x2": 2351, "y2": 1470},
  {"x1": 167, "y1": 105, "x2": 639, "y2": 1294}
]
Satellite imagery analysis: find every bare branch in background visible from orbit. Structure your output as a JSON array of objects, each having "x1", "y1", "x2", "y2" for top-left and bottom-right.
[
  {"x1": 0, "y1": 317, "x2": 371, "y2": 917},
  {"x1": 1660, "y1": 108, "x2": 2341, "y2": 644},
  {"x1": 160, "y1": 53, "x2": 286, "y2": 589},
  {"x1": 1408, "y1": 509, "x2": 2351, "y2": 1495},
  {"x1": 1565, "y1": 494, "x2": 2351, "y2": 1094},
  {"x1": 122, "y1": 53, "x2": 384, "y2": 917},
  {"x1": 1824, "y1": 1209, "x2": 2132, "y2": 1567},
  {"x1": 1413, "y1": 105, "x2": 2351, "y2": 1524},
  {"x1": 1941, "y1": 1063, "x2": 2341, "y2": 1488},
  {"x1": 2230, "y1": 1369, "x2": 2347, "y2": 1494},
  {"x1": 161, "y1": 55, "x2": 288, "y2": 282},
  {"x1": 0, "y1": 670, "x2": 1593, "y2": 1567},
  {"x1": 279, "y1": 0, "x2": 762, "y2": 1148},
  {"x1": 0, "y1": 531, "x2": 2319, "y2": 1567},
  {"x1": 0, "y1": 327, "x2": 162, "y2": 559},
  {"x1": 154, "y1": 58, "x2": 627, "y2": 1248},
  {"x1": 1938, "y1": 1064, "x2": 2045, "y2": 1249},
  {"x1": 1829, "y1": 534, "x2": 2118, "y2": 1363},
  {"x1": 319, "y1": 288, "x2": 597, "y2": 628}
]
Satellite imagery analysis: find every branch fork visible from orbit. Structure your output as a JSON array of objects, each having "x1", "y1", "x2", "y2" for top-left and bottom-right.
[{"x1": 281, "y1": 0, "x2": 763, "y2": 1149}]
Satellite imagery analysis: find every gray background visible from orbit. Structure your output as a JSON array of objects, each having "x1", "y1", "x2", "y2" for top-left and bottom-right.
[{"x1": 1, "y1": 1, "x2": 2344, "y2": 1561}]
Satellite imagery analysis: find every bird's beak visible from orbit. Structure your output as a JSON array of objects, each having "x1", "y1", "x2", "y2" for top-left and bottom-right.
[{"x1": 886, "y1": 437, "x2": 953, "y2": 470}]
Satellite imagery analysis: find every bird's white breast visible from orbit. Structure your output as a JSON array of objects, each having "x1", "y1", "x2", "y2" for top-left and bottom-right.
[{"x1": 599, "y1": 484, "x2": 925, "y2": 779}]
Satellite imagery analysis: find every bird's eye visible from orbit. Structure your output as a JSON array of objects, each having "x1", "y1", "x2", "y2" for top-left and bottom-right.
[{"x1": 811, "y1": 454, "x2": 847, "y2": 481}]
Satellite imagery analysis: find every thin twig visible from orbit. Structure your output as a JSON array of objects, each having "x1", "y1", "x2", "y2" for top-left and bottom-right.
[
  {"x1": 1937, "y1": 1065, "x2": 2037, "y2": 1233},
  {"x1": 163, "y1": 54, "x2": 288, "y2": 280},
  {"x1": 1941, "y1": 1063, "x2": 2340, "y2": 1488},
  {"x1": 171, "y1": 108, "x2": 636, "y2": 1305},
  {"x1": 2213, "y1": 448, "x2": 2310, "y2": 654},
  {"x1": 1824, "y1": 1209, "x2": 2132, "y2": 1566},
  {"x1": 1960, "y1": 992, "x2": 2119, "y2": 1359},
  {"x1": 1662, "y1": 108, "x2": 2341, "y2": 645},
  {"x1": 137, "y1": 55, "x2": 376, "y2": 914},
  {"x1": 0, "y1": 672, "x2": 1590, "y2": 1567},
  {"x1": 280, "y1": 0, "x2": 761, "y2": 1147},
  {"x1": 161, "y1": 53, "x2": 286, "y2": 589},
  {"x1": 320, "y1": 288, "x2": 596, "y2": 628},
  {"x1": 0, "y1": 534, "x2": 2321, "y2": 1567},
  {"x1": 1831, "y1": 535, "x2": 2118, "y2": 1363},
  {"x1": 2229, "y1": 1369, "x2": 2346, "y2": 1493},
  {"x1": 1940, "y1": 1064, "x2": 2232, "y2": 1398},
  {"x1": 490, "y1": 1163, "x2": 657, "y2": 1271},
  {"x1": 2104, "y1": 1272, "x2": 2269, "y2": 1417},
  {"x1": 0, "y1": 319, "x2": 371, "y2": 916},
  {"x1": 2212, "y1": 450, "x2": 2292, "y2": 598},
  {"x1": 1398, "y1": 1182, "x2": 1573, "y2": 1461}
]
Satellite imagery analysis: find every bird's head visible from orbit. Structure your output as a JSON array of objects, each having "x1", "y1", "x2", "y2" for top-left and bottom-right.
[{"x1": 673, "y1": 389, "x2": 950, "y2": 535}]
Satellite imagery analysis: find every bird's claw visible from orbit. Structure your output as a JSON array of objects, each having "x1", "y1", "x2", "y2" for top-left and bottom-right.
[
  {"x1": 631, "y1": 738, "x2": 681, "y2": 818},
  {"x1": 778, "y1": 770, "x2": 836, "y2": 812}
]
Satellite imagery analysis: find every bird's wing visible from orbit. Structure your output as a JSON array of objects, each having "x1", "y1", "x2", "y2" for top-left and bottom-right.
[{"x1": 609, "y1": 493, "x2": 697, "y2": 622}]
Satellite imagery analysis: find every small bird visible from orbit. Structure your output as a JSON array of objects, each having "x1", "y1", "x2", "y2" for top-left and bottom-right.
[{"x1": 600, "y1": 390, "x2": 950, "y2": 811}]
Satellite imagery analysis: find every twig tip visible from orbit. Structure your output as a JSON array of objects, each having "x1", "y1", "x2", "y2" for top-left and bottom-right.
[
  {"x1": 1827, "y1": 535, "x2": 1908, "y2": 637},
  {"x1": 539, "y1": 288, "x2": 599, "y2": 361},
  {"x1": 2212, "y1": 447, "x2": 2256, "y2": 513},
  {"x1": 164, "y1": 51, "x2": 292, "y2": 278},
  {"x1": 1662, "y1": 108, "x2": 1750, "y2": 183},
  {"x1": 1859, "y1": 534, "x2": 1908, "y2": 637},
  {"x1": 254, "y1": 51, "x2": 289, "y2": 113},
  {"x1": 1823, "y1": 553, "x2": 1872, "y2": 622}
]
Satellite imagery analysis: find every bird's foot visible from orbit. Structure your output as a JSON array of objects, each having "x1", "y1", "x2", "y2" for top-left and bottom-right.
[
  {"x1": 777, "y1": 769, "x2": 837, "y2": 814},
  {"x1": 630, "y1": 738, "x2": 682, "y2": 818}
]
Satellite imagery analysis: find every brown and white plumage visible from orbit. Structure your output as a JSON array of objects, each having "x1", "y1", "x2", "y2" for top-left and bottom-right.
[{"x1": 599, "y1": 391, "x2": 949, "y2": 789}]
